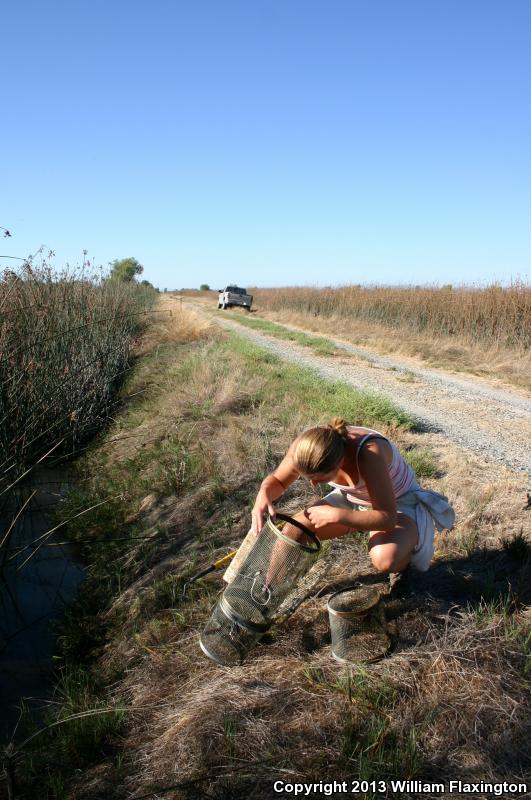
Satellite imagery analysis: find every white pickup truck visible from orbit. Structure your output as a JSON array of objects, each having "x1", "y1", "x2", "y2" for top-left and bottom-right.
[{"x1": 217, "y1": 285, "x2": 253, "y2": 311}]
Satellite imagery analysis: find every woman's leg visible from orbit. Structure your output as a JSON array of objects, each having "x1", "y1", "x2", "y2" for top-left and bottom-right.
[
  {"x1": 265, "y1": 500, "x2": 347, "y2": 576},
  {"x1": 367, "y1": 513, "x2": 419, "y2": 573},
  {"x1": 264, "y1": 501, "x2": 347, "y2": 586},
  {"x1": 279, "y1": 504, "x2": 419, "y2": 574}
]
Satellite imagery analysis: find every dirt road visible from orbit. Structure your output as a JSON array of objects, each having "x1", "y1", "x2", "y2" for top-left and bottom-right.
[{"x1": 193, "y1": 303, "x2": 530, "y2": 475}]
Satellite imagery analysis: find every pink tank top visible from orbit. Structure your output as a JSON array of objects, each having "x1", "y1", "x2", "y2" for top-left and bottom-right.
[{"x1": 327, "y1": 426, "x2": 415, "y2": 506}]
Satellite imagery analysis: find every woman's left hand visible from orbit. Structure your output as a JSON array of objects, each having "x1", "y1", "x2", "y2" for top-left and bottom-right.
[{"x1": 304, "y1": 504, "x2": 343, "y2": 529}]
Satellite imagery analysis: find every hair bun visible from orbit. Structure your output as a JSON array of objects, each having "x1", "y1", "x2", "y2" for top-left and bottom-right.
[{"x1": 327, "y1": 417, "x2": 349, "y2": 439}]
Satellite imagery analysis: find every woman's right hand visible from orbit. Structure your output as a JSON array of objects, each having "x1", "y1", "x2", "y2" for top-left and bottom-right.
[{"x1": 251, "y1": 488, "x2": 276, "y2": 535}]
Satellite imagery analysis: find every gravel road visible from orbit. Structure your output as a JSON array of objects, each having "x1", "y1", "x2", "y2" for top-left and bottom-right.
[{"x1": 206, "y1": 310, "x2": 531, "y2": 475}]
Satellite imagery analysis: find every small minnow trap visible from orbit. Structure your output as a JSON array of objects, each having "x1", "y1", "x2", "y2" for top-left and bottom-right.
[
  {"x1": 327, "y1": 585, "x2": 390, "y2": 664},
  {"x1": 200, "y1": 513, "x2": 321, "y2": 665}
]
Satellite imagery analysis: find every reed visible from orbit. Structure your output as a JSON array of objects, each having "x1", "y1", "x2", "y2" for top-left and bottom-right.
[
  {"x1": 0, "y1": 256, "x2": 157, "y2": 488},
  {"x1": 250, "y1": 282, "x2": 530, "y2": 350}
]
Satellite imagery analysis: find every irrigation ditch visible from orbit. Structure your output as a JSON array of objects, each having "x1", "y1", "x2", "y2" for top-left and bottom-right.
[{"x1": 0, "y1": 467, "x2": 86, "y2": 739}]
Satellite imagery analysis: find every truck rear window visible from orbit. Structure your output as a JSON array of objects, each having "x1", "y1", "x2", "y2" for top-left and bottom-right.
[{"x1": 225, "y1": 286, "x2": 247, "y2": 295}]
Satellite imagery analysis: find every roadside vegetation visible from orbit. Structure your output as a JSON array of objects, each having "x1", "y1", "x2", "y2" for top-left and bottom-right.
[
  {"x1": 0, "y1": 255, "x2": 157, "y2": 492},
  {"x1": 238, "y1": 283, "x2": 531, "y2": 390},
  {"x1": 8, "y1": 298, "x2": 529, "y2": 800}
]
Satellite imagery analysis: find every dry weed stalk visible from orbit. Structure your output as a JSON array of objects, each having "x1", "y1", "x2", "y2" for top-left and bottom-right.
[{"x1": 136, "y1": 297, "x2": 215, "y2": 354}]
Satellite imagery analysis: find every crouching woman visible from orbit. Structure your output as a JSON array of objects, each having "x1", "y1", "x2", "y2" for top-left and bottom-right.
[{"x1": 251, "y1": 418, "x2": 455, "y2": 575}]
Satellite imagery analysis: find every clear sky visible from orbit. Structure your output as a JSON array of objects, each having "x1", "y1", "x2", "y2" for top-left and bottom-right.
[{"x1": 2, "y1": 0, "x2": 530, "y2": 289}]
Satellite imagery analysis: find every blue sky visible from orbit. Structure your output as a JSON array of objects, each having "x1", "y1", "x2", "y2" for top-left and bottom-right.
[{"x1": 2, "y1": 0, "x2": 530, "y2": 289}]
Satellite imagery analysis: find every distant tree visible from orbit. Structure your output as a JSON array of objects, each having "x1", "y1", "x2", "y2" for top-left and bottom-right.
[
  {"x1": 200, "y1": 283, "x2": 210, "y2": 291},
  {"x1": 109, "y1": 257, "x2": 144, "y2": 282},
  {"x1": 163, "y1": 287, "x2": 167, "y2": 292},
  {"x1": 140, "y1": 279, "x2": 154, "y2": 289}
]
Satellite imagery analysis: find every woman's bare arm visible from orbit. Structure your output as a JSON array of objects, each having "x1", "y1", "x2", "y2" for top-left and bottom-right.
[
  {"x1": 251, "y1": 440, "x2": 301, "y2": 533},
  {"x1": 346, "y1": 439, "x2": 397, "y2": 531},
  {"x1": 309, "y1": 439, "x2": 397, "y2": 533}
]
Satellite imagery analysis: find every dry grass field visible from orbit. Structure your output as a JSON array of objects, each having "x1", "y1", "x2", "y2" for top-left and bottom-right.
[
  {"x1": 12, "y1": 297, "x2": 529, "y2": 800},
  {"x1": 250, "y1": 283, "x2": 529, "y2": 349}
]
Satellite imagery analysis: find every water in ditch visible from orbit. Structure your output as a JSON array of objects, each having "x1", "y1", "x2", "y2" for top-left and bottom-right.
[{"x1": 0, "y1": 466, "x2": 86, "y2": 743}]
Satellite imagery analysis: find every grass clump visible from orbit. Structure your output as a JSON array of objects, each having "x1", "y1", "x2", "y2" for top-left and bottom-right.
[
  {"x1": 502, "y1": 529, "x2": 530, "y2": 562},
  {"x1": 15, "y1": 664, "x2": 127, "y2": 797},
  {"x1": 226, "y1": 313, "x2": 341, "y2": 356},
  {"x1": 48, "y1": 665, "x2": 128, "y2": 762},
  {"x1": 403, "y1": 446, "x2": 439, "y2": 479},
  {"x1": 342, "y1": 713, "x2": 423, "y2": 785},
  {"x1": 327, "y1": 668, "x2": 423, "y2": 782}
]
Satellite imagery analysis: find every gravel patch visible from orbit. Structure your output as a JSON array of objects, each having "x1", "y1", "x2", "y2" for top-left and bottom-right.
[{"x1": 212, "y1": 313, "x2": 531, "y2": 475}]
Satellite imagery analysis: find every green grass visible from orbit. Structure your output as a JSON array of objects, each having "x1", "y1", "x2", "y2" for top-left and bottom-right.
[
  {"x1": 227, "y1": 333, "x2": 415, "y2": 431},
  {"x1": 504, "y1": 618, "x2": 531, "y2": 673},
  {"x1": 403, "y1": 446, "x2": 439, "y2": 479},
  {"x1": 304, "y1": 668, "x2": 423, "y2": 790},
  {"x1": 223, "y1": 717, "x2": 238, "y2": 757},
  {"x1": 458, "y1": 528, "x2": 480, "y2": 559},
  {"x1": 50, "y1": 665, "x2": 128, "y2": 761},
  {"x1": 15, "y1": 664, "x2": 127, "y2": 797},
  {"x1": 472, "y1": 595, "x2": 512, "y2": 624},
  {"x1": 303, "y1": 665, "x2": 355, "y2": 696},
  {"x1": 341, "y1": 674, "x2": 424, "y2": 786},
  {"x1": 224, "y1": 313, "x2": 342, "y2": 356},
  {"x1": 471, "y1": 598, "x2": 530, "y2": 673},
  {"x1": 502, "y1": 529, "x2": 530, "y2": 562},
  {"x1": 304, "y1": 667, "x2": 423, "y2": 798}
]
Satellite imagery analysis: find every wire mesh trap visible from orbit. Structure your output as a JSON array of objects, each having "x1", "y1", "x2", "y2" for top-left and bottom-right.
[
  {"x1": 199, "y1": 596, "x2": 271, "y2": 666},
  {"x1": 200, "y1": 513, "x2": 321, "y2": 665},
  {"x1": 327, "y1": 584, "x2": 390, "y2": 665},
  {"x1": 223, "y1": 513, "x2": 321, "y2": 622}
]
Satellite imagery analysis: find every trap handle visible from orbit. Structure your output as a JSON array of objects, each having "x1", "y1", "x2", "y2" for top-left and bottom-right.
[{"x1": 272, "y1": 512, "x2": 321, "y2": 551}]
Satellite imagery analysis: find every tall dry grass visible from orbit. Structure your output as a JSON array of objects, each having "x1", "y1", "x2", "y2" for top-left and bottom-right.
[
  {"x1": 0, "y1": 256, "x2": 157, "y2": 487},
  {"x1": 251, "y1": 283, "x2": 530, "y2": 351},
  {"x1": 136, "y1": 295, "x2": 216, "y2": 354}
]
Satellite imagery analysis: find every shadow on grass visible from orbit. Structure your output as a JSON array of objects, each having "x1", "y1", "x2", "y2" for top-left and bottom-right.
[{"x1": 294, "y1": 544, "x2": 530, "y2": 656}]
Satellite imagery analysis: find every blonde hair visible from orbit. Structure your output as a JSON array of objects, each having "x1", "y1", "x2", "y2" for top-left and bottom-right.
[{"x1": 293, "y1": 417, "x2": 349, "y2": 475}]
